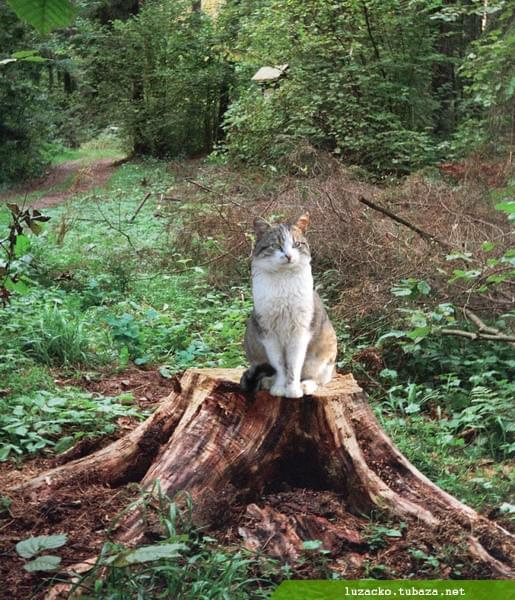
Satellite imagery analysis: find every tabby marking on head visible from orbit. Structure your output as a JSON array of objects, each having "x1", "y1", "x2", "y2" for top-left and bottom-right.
[{"x1": 240, "y1": 212, "x2": 337, "y2": 398}]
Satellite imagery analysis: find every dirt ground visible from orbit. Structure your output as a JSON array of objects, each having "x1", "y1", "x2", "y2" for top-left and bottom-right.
[
  {"x1": 0, "y1": 367, "x2": 173, "y2": 599},
  {"x1": 0, "y1": 157, "x2": 123, "y2": 209}
]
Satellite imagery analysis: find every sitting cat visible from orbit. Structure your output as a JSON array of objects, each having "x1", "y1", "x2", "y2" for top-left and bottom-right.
[{"x1": 240, "y1": 212, "x2": 337, "y2": 398}]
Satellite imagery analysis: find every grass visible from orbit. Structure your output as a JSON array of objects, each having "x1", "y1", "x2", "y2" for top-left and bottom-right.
[
  {"x1": 0, "y1": 157, "x2": 251, "y2": 462},
  {"x1": 49, "y1": 134, "x2": 126, "y2": 166}
]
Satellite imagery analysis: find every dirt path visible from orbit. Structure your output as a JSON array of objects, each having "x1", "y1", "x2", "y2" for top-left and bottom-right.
[{"x1": 1, "y1": 157, "x2": 124, "y2": 209}]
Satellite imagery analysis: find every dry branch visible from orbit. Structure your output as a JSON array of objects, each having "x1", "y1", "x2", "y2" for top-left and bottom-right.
[
  {"x1": 441, "y1": 328, "x2": 515, "y2": 343},
  {"x1": 358, "y1": 195, "x2": 452, "y2": 249},
  {"x1": 129, "y1": 192, "x2": 152, "y2": 223},
  {"x1": 441, "y1": 307, "x2": 515, "y2": 344}
]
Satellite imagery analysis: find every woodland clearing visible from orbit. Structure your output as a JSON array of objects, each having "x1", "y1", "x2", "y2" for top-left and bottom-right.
[{"x1": 0, "y1": 152, "x2": 513, "y2": 598}]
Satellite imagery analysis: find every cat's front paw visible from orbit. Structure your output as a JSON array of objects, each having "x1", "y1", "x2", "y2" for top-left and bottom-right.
[
  {"x1": 270, "y1": 383, "x2": 287, "y2": 397},
  {"x1": 301, "y1": 379, "x2": 318, "y2": 395},
  {"x1": 284, "y1": 383, "x2": 303, "y2": 398}
]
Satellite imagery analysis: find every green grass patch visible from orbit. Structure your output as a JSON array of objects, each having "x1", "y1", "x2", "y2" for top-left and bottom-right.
[{"x1": 50, "y1": 133, "x2": 126, "y2": 166}]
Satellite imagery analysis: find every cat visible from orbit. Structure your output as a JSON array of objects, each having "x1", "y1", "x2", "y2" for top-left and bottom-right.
[{"x1": 240, "y1": 212, "x2": 337, "y2": 398}]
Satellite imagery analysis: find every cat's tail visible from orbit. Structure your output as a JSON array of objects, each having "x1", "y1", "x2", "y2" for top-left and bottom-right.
[{"x1": 240, "y1": 363, "x2": 276, "y2": 392}]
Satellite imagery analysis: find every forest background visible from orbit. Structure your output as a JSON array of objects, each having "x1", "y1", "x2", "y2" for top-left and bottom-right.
[{"x1": 0, "y1": 0, "x2": 514, "y2": 597}]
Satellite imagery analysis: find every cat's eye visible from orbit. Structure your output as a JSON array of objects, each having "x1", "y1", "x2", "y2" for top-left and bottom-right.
[{"x1": 294, "y1": 241, "x2": 303, "y2": 248}]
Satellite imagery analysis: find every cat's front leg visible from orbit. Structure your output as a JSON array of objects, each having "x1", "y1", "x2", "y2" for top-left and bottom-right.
[
  {"x1": 284, "y1": 331, "x2": 311, "y2": 398},
  {"x1": 262, "y1": 336, "x2": 288, "y2": 396}
]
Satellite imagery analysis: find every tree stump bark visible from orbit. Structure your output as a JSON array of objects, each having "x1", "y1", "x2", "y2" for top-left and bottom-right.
[{"x1": 11, "y1": 368, "x2": 514, "y2": 578}]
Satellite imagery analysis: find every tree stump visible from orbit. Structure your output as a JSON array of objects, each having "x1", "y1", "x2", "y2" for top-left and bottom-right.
[{"x1": 11, "y1": 368, "x2": 514, "y2": 578}]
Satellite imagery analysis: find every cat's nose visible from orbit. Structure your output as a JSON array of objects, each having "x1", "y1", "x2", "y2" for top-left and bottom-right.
[{"x1": 284, "y1": 253, "x2": 292, "y2": 262}]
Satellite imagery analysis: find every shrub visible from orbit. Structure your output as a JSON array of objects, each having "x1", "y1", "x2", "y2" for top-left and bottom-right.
[{"x1": 221, "y1": 0, "x2": 441, "y2": 174}]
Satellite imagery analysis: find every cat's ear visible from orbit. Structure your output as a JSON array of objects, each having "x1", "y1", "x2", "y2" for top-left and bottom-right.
[
  {"x1": 253, "y1": 217, "x2": 271, "y2": 239},
  {"x1": 295, "y1": 212, "x2": 310, "y2": 232}
]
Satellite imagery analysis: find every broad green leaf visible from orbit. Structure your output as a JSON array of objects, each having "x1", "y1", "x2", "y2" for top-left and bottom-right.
[
  {"x1": 391, "y1": 286, "x2": 412, "y2": 297},
  {"x1": 14, "y1": 234, "x2": 30, "y2": 257},
  {"x1": 5, "y1": 278, "x2": 30, "y2": 295},
  {"x1": 301, "y1": 540, "x2": 323, "y2": 551},
  {"x1": 134, "y1": 355, "x2": 149, "y2": 366},
  {"x1": 0, "y1": 446, "x2": 15, "y2": 461},
  {"x1": 382, "y1": 528, "x2": 403, "y2": 537},
  {"x1": 377, "y1": 330, "x2": 406, "y2": 344},
  {"x1": 417, "y1": 280, "x2": 431, "y2": 295},
  {"x1": 159, "y1": 366, "x2": 173, "y2": 379},
  {"x1": 113, "y1": 542, "x2": 187, "y2": 567},
  {"x1": 53, "y1": 436, "x2": 74, "y2": 453},
  {"x1": 6, "y1": 0, "x2": 77, "y2": 34},
  {"x1": 406, "y1": 325, "x2": 431, "y2": 341},
  {"x1": 23, "y1": 554, "x2": 61, "y2": 572},
  {"x1": 11, "y1": 50, "x2": 38, "y2": 58},
  {"x1": 16, "y1": 534, "x2": 68, "y2": 558},
  {"x1": 379, "y1": 369, "x2": 398, "y2": 380},
  {"x1": 495, "y1": 201, "x2": 515, "y2": 214}
]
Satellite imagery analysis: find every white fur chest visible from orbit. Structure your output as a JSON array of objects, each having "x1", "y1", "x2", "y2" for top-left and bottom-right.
[{"x1": 252, "y1": 268, "x2": 314, "y2": 336}]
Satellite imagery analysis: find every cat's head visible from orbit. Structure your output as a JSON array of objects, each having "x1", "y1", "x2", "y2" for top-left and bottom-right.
[{"x1": 252, "y1": 213, "x2": 311, "y2": 272}]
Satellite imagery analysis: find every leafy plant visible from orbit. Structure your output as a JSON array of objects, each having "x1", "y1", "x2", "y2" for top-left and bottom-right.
[
  {"x1": 15, "y1": 533, "x2": 67, "y2": 572},
  {"x1": 106, "y1": 312, "x2": 143, "y2": 363},
  {"x1": 0, "y1": 203, "x2": 50, "y2": 304},
  {"x1": 0, "y1": 388, "x2": 142, "y2": 461},
  {"x1": 408, "y1": 548, "x2": 440, "y2": 573},
  {"x1": 364, "y1": 524, "x2": 405, "y2": 551},
  {"x1": 76, "y1": 492, "x2": 273, "y2": 600}
]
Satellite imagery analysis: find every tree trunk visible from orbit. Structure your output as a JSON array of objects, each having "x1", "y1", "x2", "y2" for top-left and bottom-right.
[{"x1": 10, "y1": 369, "x2": 514, "y2": 578}]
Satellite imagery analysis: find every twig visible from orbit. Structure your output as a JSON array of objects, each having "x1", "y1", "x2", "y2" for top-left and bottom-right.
[
  {"x1": 441, "y1": 328, "x2": 515, "y2": 343},
  {"x1": 462, "y1": 307, "x2": 501, "y2": 336},
  {"x1": 323, "y1": 190, "x2": 346, "y2": 221},
  {"x1": 358, "y1": 195, "x2": 452, "y2": 249},
  {"x1": 185, "y1": 177, "x2": 215, "y2": 194},
  {"x1": 185, "y1": 177, "x2": 248, "y2": 211},
  {"x1": 130, "y1": 192, "x2": 152, "y2": 223},
  {"x1": 94, "y1": 197, "x2": 135, "y2": 250}
]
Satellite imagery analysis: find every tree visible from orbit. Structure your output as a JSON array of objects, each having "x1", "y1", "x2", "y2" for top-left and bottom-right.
[{"x1": 87, "y1": 0, "x2": 230, "y2": 157}]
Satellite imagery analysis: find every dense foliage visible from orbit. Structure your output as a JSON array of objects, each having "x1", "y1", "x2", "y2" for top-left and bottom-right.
[
  {"x1": 0, "y1": 5, "x2": 52, "y2": 183},
  {"x1": 1, "y1": 0, "x2": 513, "y2": 180},
  {"x1": 80, "y1": 0, "x2": 230, "y2": 157}
]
